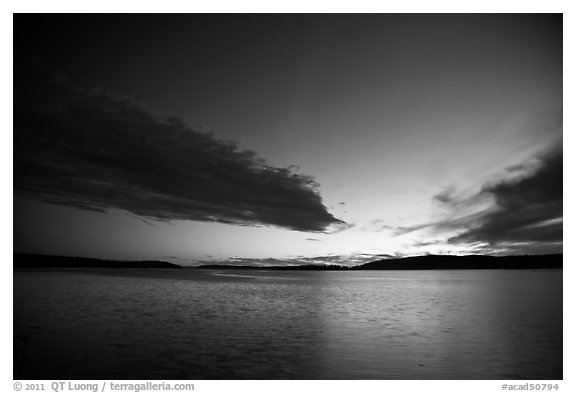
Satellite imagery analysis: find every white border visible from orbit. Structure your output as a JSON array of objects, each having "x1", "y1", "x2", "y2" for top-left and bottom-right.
[{"x1": 4, "y1": 3, "x2": 572, "y2": 393}]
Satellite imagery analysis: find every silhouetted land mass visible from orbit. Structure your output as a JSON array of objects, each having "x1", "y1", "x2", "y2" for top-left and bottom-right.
[
  {"x1": 352, "y1": 254, "x2": 562, "y2": 270},
  {"x1": 13, "y1": 253, "x2": 562, "y2": 270},
  {"x1": 13, "y1": 254, "x2": 182, "y2": 269},
  {"x1": 198, "y1": 254, "x2": 562, "y2": 270}
]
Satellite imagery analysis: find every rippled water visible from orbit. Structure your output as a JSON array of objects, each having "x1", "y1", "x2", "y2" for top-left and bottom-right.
[{"x1": 14, "y1": 269, "x2": 562, "y2": 379}]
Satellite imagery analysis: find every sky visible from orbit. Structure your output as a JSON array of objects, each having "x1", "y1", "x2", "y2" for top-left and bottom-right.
[{"x1": 13, "y1": 14, "x2": 563, "y2": 265}]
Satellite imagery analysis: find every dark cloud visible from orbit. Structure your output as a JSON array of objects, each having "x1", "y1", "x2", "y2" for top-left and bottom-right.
[
  {"x1": 444, "y1": 144, "x2": 562, "y2": 253},
  {"x1": 359, "y1": 142, "x2": 562, "y2": 256},
  {"x1": 388, "y1": 223, "x2": 434, "y2": 236},
  {"x1": 324, "y1": 222, "x2": 356, "y2": 233},
  {"x1": 410, "y1": 239, "x2": 445, "y2": 248},
  {"x1": 432, "y1": 188, "x2": 457, "y2": 205},
  {"x1": 14, "y1": 61, "x2": 342, "y2": 232}
]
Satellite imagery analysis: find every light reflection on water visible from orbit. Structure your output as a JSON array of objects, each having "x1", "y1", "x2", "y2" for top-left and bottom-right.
[{"x1": 14, "y1": 269, "x2": 562, "y2": 379}]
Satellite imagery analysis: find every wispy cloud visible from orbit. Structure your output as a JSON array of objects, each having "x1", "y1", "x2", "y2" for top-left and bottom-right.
[
  {"x1": 427, "y1": 143, "x2": 562, "y2": 254},
  {"x1": 14, "y1": 61, "x2": 343, "y2": 232},
  {"x1": 447, "y1": 143, "x2": 562, "y2": 253}
]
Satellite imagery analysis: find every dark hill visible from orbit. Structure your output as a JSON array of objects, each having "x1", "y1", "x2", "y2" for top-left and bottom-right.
[
  {"x1": 13, "y1": 254, "x2": 182, "y2": 269},
  {"x1": 353, "y1": 254, "x2": 562, "y2": 270}
]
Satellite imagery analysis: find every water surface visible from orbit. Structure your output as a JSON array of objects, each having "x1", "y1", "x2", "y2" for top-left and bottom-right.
[{"x1": 14, "y1": 269, "x2": 562, "y2": 379}]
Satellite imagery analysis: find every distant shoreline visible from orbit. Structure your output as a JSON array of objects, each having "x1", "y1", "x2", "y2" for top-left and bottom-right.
[
  {"x1": 13, "y1": 253, "x2": 562, "y2": 271},
  {"x1": 13, "y1": 254, "x2": 182, "y2": 269}
]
